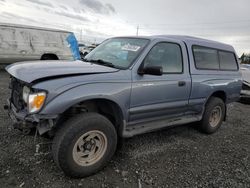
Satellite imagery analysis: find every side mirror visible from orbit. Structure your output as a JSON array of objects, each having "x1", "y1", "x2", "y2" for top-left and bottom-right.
[{"x1": 138, "y1": 66, "x2": 163, "y2": 76}]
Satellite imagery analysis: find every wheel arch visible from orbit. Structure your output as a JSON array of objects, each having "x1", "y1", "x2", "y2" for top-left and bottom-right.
[
  {"x1": 56, "y1": 98, "x2": 125, "y2": 136},
  {"x1": 205, "y1": 90, "x2": 227, "y2": 121},
  {"x1": 208, "y1": 90, "x2": 227, "y2": 103},
  {"x1": 41, "y1": 53, "x2": 59, "y2": 60}
]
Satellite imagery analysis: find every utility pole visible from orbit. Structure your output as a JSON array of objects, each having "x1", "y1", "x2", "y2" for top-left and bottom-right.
[
  {"x1": 136, "y1": 25, "x2": 139, "y2": 36},
  {"x1": 80, "y1": 29, "x2": 82, "y2": 42}
]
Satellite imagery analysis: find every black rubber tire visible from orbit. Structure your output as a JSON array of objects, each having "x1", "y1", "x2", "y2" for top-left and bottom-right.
[
  {"x1": 52, "y1": 113, "x2": 117, "y2": 178},
  {"x1": 200, "y1": 97, "x2": 226, "y2": 134},
  {"x1": 41, "y1": 55, "x2": 58, "y2": 60}
]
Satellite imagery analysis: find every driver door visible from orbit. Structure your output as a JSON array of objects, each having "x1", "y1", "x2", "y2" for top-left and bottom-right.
[{"x1": 129, "y1": 41, "x2": 191, "y2": 123}]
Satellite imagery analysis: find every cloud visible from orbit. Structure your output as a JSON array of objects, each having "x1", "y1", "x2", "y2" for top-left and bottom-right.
[
  {"x1": 73, "y1": 8, "x2": 83, "y2": 14},
  {"x1": 105, "y1": 3, "x2": 115, "y2": 13},
  {"x1": 1, "y1": 12, "x2": 39, "y2": 23},
  {"x1": 59, "y1": 5, "x2": 84, "y2": 14},
  {"x1": 54, "y1": 11, "x2": 89, "y2": 22},
  {"x1": 59, "y1": 4, "x2": 68, "y2": 10},
  {"x1": 26, "y1": 0, "x2": 53, "y2": 8},
  {"x1": 79, "y1": 0, "x2": 116, "y2": 14},
  {"x1": 42, "y1": 7, "x2": 53, "y2": 14}
]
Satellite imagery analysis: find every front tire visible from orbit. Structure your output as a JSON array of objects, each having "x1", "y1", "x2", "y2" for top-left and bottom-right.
[
  {"x1": 52, "y1": 113, "x2": 117, "y2": 178},
  {"x1": 200, "y1": 97, "x2": 226, "y2": 134}
]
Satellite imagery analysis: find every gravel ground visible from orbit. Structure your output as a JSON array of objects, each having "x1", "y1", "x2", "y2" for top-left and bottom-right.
[{"x1": 0, "y1": 70, "x2": 249, "y2": 188}]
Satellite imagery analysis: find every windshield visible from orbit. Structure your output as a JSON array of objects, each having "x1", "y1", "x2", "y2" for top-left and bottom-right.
[{"x1": 84, "y1": 38, "x2": 149, "y2": 69}]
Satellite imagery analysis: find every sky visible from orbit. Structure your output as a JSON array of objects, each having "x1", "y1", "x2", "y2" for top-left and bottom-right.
[{"x1": 0, "y1": 0, "x2": 249, "y2": 55}]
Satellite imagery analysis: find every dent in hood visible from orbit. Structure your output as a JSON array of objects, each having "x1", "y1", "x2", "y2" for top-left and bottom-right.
[{"x1": 6, "y1": 60, "x2": 118, "y2": 83}]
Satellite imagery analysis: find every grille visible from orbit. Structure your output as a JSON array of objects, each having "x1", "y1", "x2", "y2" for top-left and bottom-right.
[{"x1": 10, "y1": 78, "x2": 25, "y2": 111}]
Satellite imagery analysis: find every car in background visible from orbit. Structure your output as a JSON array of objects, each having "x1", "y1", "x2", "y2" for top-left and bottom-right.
[
  {"x1": 240, "y1": 64, "x2": 250, "y2": 70},
  {"x1": 240, "y1": 64, "x2": 250, "y2": 102},
  {"x1": 79, "y1": 43, "x2": 98, "y2": 59},
  {"x1": 0, "y1": 23, "x2": 75, "y2": 67}
]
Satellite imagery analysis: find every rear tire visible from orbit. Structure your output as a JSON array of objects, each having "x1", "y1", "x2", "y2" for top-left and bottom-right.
[
  {"x1": 200, "y1": 97, "x2": 226, "y2": 134},
  {"x1": 52, "y1": 113, "x2": 117, "y2": 178}
]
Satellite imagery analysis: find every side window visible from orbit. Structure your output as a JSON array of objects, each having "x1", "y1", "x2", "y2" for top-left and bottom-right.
[
  {"x1": 219, "y1": 51, "x2": 238, "y2": 70},
  {"x1": 144, "y1": 42, "x2": 183, "y2": 73},
  {"x1": 193, "y1": 46, "x2": 219, "y2": 70}
]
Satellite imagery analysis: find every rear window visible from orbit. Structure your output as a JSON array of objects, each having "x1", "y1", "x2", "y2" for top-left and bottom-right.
[
  {"x1": 193, "y1": 46, "x2": 219, "y2": 70},
  {"x1": 218, "y1": 51, "x2": 238, "y2": 70},
  {"x1": 193, "y1": 45, "x2": 238, "y2": 71}
]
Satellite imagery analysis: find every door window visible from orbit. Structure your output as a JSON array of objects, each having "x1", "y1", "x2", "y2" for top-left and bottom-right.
[{"x1": 144, "y1": 42, "x2": 183, "y2": 73}]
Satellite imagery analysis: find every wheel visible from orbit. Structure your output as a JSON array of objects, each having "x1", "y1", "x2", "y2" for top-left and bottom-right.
[
  {"x1": 200, "y1": 97, "x2": 226, "y2": 134},
  {"x1": 52, "y1": 113, "x2": 117, "y2": 178},
  {"x1": 83, "y1": 52, "x2": 88, "y2": 56},
  {"x1": 80, "y1": 52, "x2": 88, "y2": 59},
  {"x1": 41, "y1": 54, "x2": 58, "y2": 60}
]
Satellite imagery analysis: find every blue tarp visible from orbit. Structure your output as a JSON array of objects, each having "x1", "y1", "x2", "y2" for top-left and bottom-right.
[{"x1": 67, "y1": 33, "x2": 81, "y2": 60}]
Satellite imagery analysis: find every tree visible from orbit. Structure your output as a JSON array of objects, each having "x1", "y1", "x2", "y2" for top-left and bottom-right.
[{"x1": 240, "y1": 53, "x2": 250, "y2": 64}]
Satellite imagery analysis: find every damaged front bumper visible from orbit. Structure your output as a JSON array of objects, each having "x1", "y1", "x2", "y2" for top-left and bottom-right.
[
  {"x1": 4, "y1": 99, "x2": 58, "y2": 135},
  {"x1": 241, "y1": 90, "x2": 250, "y2": 98}
]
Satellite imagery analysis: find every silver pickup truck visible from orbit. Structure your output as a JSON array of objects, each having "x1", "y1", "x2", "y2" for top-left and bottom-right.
[{"x1": 5, "y1": 35, "x2": 242, "y2": 178}]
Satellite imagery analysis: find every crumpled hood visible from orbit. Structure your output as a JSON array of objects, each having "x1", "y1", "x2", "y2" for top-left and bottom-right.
[{"x1": 6, "y1": 60, "x2": 118, "y2": 83}]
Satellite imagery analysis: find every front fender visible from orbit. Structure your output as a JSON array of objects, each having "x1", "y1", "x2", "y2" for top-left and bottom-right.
[{"x1": 40, "y1": 82, "x2": 131, "y2": 120}]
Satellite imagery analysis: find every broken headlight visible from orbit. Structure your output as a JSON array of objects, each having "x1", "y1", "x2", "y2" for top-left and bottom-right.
[
  {"x1": 28, "y1": 92, "x2": 46, "y2": 113},
  {"x1": 22, "y1": 86, "x2": 30, "y2": 103}
]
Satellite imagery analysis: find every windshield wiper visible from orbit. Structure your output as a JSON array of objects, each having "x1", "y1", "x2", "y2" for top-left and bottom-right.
[{"x1": 84, "y1": 58, "x2": 116, "y2": 68}]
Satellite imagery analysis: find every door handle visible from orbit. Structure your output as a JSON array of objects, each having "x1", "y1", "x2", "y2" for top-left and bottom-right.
[{"x1": 178, "y1": 81, "x2": 186, "y2": 87}]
